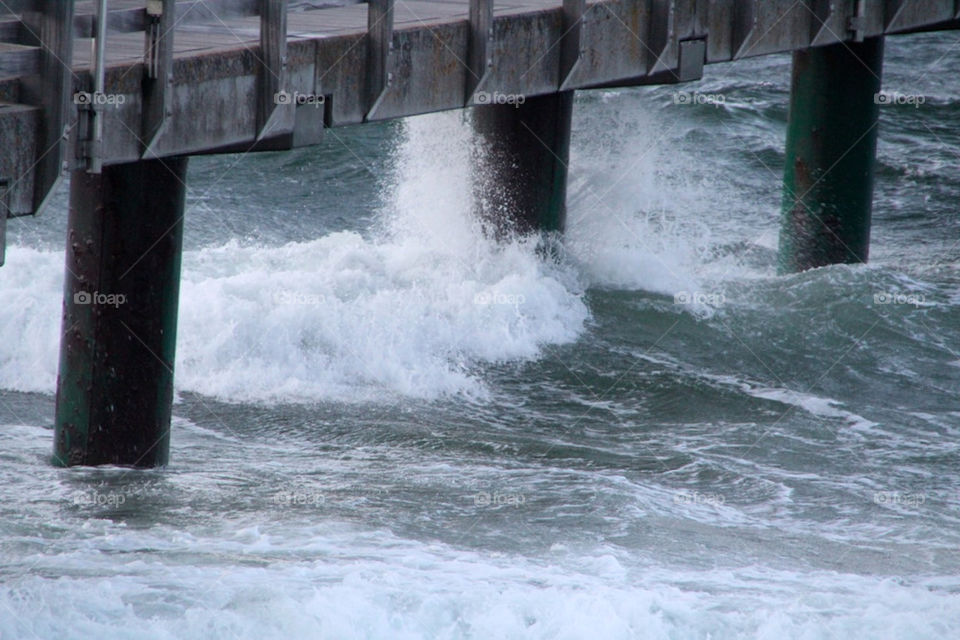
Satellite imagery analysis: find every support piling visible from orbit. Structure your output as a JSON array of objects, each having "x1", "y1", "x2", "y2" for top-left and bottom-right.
[
  {"x1": 471, "y1": 91, "x2": 574, "y2": 235},
  {"x1": 53, "y1": 157, "x2": 188, "y2": 467},
  {"x1": 778, "y1": 37, "x2": 884, "y2": 274}
]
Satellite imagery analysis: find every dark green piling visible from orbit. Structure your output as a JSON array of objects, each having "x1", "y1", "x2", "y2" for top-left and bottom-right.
[
  {"x1": 54, "y1": 157, "x2": 188, "y2": 467},
  {"x1": 778, "y1": 37, "x2": 884, "y2": 274},
  {"x1": 471, "y1": 91, "x2": 574, "y2": 235}
]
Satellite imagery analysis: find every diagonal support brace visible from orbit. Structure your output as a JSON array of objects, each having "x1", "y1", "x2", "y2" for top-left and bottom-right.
[
  {"x1": 142, "y1": 0, "x2": 175, "y2": 158},
  {"x1": 558, "y1": 0, "x2": 586, "y2": 91},
  {"x1": 365, "y1": 0, "x2": 395, "y2": 120},
  {"x1": 257, "y1": 0, "x2": 290, "y2": 140},
  {"x1": 466, "y1": 0, "x2": 494, "y2": 104}
]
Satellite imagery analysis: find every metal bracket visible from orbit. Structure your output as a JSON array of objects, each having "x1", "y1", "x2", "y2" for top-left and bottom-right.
[
  {"x1": 77, "y1": 96, "x2": 103, "y2": 164},
  {"x1": 466, "y1": 0, "x2": 493, "y2": 103},
  {"x1": 141, "y1": 0, "x2": 174, "y2": 158},
  {"x1": 676, "y1": 38, "x2": 705, "y2": 82},
  {"x1": 257, "y1": 0, "x2": 290, "y2": 141},
  {"x1": 84, "y1": 0, "x2": 107, "y2": 173},
  {"x1": 558, "y1": 0, "x2": 585, "y2": 91},
  {"x1": 365, "y1": 0, "x2": 395, "y2": 121}
]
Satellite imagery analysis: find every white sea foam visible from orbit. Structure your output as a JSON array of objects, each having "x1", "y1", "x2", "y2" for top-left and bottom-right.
[
  {"x1": 0, "y1": 105, "x2": 758, "y2": 402},
  {"x1": 2, "y1": 525, "x2": 958, "y2": 640},
  {"x1": 0, "y1": 245, "x2": 64, "y2": 393},
  {"x1": 746, "y1": 386, "x2": 879, "y2": 432},
  {"x1": 563, "y1": 91, "x2": 773, "y2": 300},
  {"x1": 0, "y1": 113, "x2": 593, "y2": 401}
]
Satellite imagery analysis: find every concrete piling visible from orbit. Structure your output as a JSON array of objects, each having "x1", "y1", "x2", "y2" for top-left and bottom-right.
[
  {"x1": 778, "y1": 37, "x2": 884, "y2": 274},
  {"x1": 471, "y1": 91, "x2": 574, "y2": 236},
  {"x1": 53, "y1": 158, "x2": 188, "y2": 467}
]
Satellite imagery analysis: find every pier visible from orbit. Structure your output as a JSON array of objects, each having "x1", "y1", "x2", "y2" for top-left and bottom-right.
[{"x1": 0, "y1": 0, "x2": 955, "y2": 466}]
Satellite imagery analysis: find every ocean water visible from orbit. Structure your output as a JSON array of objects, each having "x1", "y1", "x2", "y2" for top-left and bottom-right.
[{"x1": 2, "y1": 31, "x2": 960, "y2": 639}]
